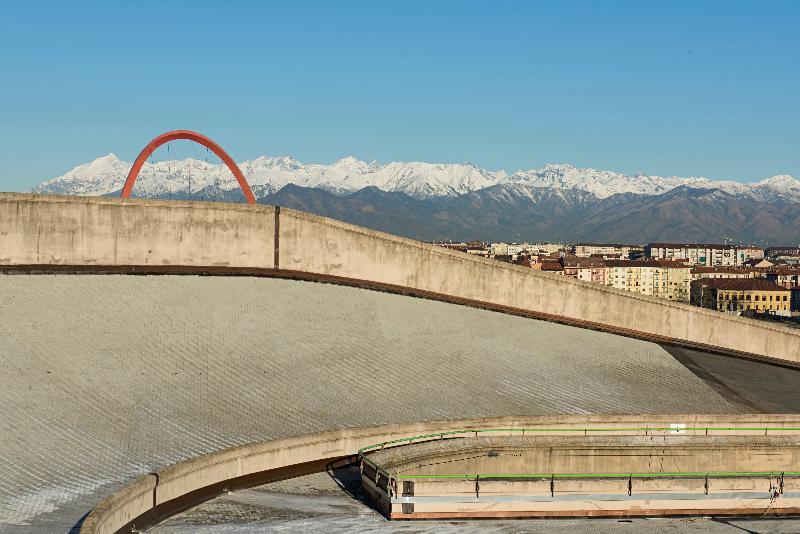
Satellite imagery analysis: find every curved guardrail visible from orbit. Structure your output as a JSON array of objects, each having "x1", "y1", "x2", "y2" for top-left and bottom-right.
[{"x1": 358, "y1": 426, "x2": 800, "y2": 488}]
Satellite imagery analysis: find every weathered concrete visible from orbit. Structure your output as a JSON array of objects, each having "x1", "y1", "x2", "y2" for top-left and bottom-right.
[
  {"x1": 82, "y1": 415, "x2": 800, "y2": 533},
  {"x1": 152, "y1": 467, "x2": 800, "y2": 533},
  {"x1": 1, "y1": 194, "x2": 798, "y2": 531},
  {"x1": 278, "y1": 208, "x2": 800, "y2": 364},
  {"x1": 0, "y1": 193, "x2": 797, "y2": 363},
  {"x1": 368, "y1": 435, "x2": 800, "y2": 476},
  {"x1": 0, "y1": 193, "x2": 274, "y2": 267},
  {"x1": 0, "y1": 275, "x2": 739, "y2": 533},
  {"x1": 362, "y1": 432, "x2": 800, "y2": 518}
]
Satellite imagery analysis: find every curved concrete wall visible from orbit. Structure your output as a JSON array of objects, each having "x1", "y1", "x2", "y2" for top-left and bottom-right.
[
  {"x1": 80, "y1": 414, "x2": 800, "y2": 534},
  {"x1": 1, "y1": 193, "x2": 797, "y2": 364}
]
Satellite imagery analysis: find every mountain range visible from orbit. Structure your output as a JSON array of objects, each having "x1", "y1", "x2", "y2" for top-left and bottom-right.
[{"x1": 30, "y1": 154, "x2": 800, "y2": 245}]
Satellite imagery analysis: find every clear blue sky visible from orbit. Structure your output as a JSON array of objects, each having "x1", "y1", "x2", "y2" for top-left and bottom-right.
[{"x1": 1, "y1": 0, "x2": 798, "y2": 190}]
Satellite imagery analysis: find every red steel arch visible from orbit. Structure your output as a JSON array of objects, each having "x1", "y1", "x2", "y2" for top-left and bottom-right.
[{"x1": 120, "y1": 130, "x2": 256, "y2": 204}]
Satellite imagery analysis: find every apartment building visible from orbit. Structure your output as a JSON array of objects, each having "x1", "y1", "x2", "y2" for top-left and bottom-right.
[
  {"x1": 531, "y1": 242, "x2": 567, "y2": 254},
  {"x1": 765, "y1": 269, "x2": 800, "y2": 289},
  {"x1": 691, "y1": 278, "x2": 791, "y2": 316},
  {"x1": 561, "y1": 256, "x2": 606, "y2": 284},
  {"x1": 765, "y1": 246, "x2": 800, "y2": 261},
  {"x1": 604, "y1": 260, "x2": 691, "y2": 301},
  {"x1": 645, "y1": 243, "x2": 764, "y2": 267},
  {"x1": 573, "y1": 243, "x2": 641, "y2": 259},
  {"x1": 535, "y1": 260, "x2": 564, "y2": 274},
  {"x1": 690, "y1": 266, "x2": 755, "y2": 282}
]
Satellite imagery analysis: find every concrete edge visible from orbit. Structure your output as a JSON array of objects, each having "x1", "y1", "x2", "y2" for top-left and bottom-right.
[
  {"x1": 0, "y1": 192, "x2": 274, "y2": 213},
  {"x1": 278, "y1": 206, "x2": 800, "y2": 336},
  {"x1": 79, "y1": 414, "x2": 800, "y2": 534},
  {"x1": 79, "y1": 474, "x2": 156, "y2": 534}
]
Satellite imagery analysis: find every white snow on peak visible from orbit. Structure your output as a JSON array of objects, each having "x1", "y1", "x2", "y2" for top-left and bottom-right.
[
  {"x1": 330, "y1": 156, "x2": 374, "y2": 174},
  {"x1": 34, "y1": 154, "x2": 131, "y2": 196},
  {"x1": 30, "y1": 154, "x2": 800, "y2": 203}
]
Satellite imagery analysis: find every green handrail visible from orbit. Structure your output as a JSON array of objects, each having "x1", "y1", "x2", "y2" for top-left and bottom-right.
[
  {"x1": 395, "y1": 471, "x2": 800, "y2": 480},
  {"x1": 357, "y1": 425, "x2": 800, "y2": 484}
]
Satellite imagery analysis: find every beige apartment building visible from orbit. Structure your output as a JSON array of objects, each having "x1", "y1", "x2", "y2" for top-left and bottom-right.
[
  {"x1": 573, "y1": 243, "x2": 641, "y2": 259},
  {"x1": 491, "y1": 242, "x2": 567, "y2": 260},
  {"x1": 645, "y1": 243, "x2": 763, "y2": 267},
  {"x1": 604, "y1": 260, "x2": 691, "y2": 302},
  {"x1": 691, "y1": 278, "x2": 791, "y2": 316}
]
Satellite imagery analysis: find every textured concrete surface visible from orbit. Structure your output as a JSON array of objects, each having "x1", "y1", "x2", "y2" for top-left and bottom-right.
[
  {"x1": 152, "y1": 468, "x2": 800, "y2": 533},
  {"x1": 3, "y1": 193, "x2": 800, "y2": 364},
  {"x1": 0, "y1": 275, "x2": 740, "y2": 533}
]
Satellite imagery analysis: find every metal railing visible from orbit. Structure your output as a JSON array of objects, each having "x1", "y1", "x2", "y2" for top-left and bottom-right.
[{"x1": 358, "y1": 426, "x2": 800, "y2": 493}]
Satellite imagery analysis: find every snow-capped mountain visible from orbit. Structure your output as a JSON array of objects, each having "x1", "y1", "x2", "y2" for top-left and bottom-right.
[
  {"x1": 32, "y1": 154, "x2": 507, "y2": 200},
  {"x1": 25, "y1": 154, "x2": 800, "y2": 244},
  {"x1": 501, "y1": 164, "x2": 800, "y2": 202},
  {"x1": 31, "y1": 154, "x2": 800, "y2": 203}
]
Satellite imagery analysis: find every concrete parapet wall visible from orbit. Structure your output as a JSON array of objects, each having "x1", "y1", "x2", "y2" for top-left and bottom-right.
[
  {"x1": 0, "y1": 193, "x2": 275, "y2": 268},
  {"x1": 0, "y1": 193, "x2": 797, "y2": 364},
  {"x1": 80, "y1": 414, "x2": 800, "y2": 534},
  {"x1": 279, "y1": 208, "x2": 799, "y2": 363},
  {"x1": 83, "y1": 475, "x2": 156, "y2": 534}
]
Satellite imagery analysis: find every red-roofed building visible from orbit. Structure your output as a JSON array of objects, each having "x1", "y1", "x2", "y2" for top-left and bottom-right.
[{"x1": 691, "y1": 278, "x2": 791, "y2": 316}]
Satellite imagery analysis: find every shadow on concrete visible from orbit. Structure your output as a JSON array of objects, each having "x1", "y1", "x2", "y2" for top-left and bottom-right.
[
  {"x1": 68, "y1": 511, "x2": 89, "y2": 534},
  {"x1": 664, "y1": 346, "x2": 800, "y2": 414},
  {"x1": 325, "y1": 462, "x2": 370, "y2": 507}
]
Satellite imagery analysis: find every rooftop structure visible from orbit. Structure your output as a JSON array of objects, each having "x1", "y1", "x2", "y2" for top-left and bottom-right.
[
  {"x1": 362, "y1": 432, "x2": 800, "y2": 519},
  {"x1": 2, "y1": 193, "x2": 800, "y2": 533}
]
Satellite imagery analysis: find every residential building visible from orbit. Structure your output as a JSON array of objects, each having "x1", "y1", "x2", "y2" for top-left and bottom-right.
[
  {"x1": 561, "y1": 256, "x2": 606, "y2": 284},
  {"x1": 573, "y1": 243, "x2": 641, "y2": 259},
  {"x1": 691, "y1": 278, "x2": 792, "y2": 316},
  {"x1": 604, "y1": 260, "x2": 691, "y2": 301},
  {"x1": 765, "y1": 246, "x2": 800, "y2": 261},
  {"x1": 465, "y1": 246, "x2": 489, "y2": 257},
  {"x1": 690, "y1": 267, "x2": 754, "y2": 282},
  {"x1": 433, "y1": 241, "x2": 469, "y2": 252},
  {"x1": 490, "y1": 242, "x2": 545, "y2": 259},
  {"x1": 514, "y1": 254, "x2": 532, "y2": 268},
  {"x1": 491, "y1": 242, "x2": 533, "y2": 257},
  {"x1": 765, "y1": 269, "x2": 800, "y2": 289},
  {"x1": 645, "y1": 243, "x2": 764, "y2": 267},
  {"x1": 742, "y1": 258, "x2": 775, "y2": 268},
  {"x1": 536, "y1": 261, "x2": 564, "y2": 274},
  {"x1": 530, "y1": 242, "x2": 567, "y2": 254}
]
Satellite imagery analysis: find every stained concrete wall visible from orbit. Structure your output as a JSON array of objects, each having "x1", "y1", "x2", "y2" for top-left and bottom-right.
[
  {"x1": 1, "y1": 193, "x2": 798, "y2": 364},
  {"x1": 0, "y1": 193, "x2": 275, "y2": 267}
]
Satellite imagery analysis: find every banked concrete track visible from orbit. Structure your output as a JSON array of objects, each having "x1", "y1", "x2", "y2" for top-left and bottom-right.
[
  {"x1": 1, "y1": 276, "x2": 741, "y2": 532},
  {"x1": 0, "y1": 193, "x2": 798, "y2": 532}
]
